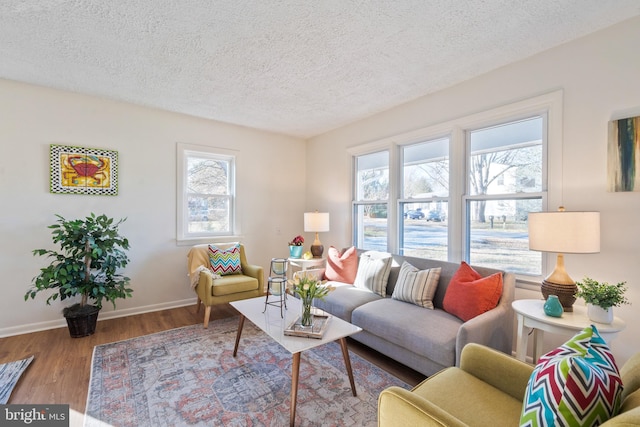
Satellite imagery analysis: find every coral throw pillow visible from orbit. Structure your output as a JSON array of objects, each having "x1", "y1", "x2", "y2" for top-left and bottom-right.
[
  {"x1": 519, "y1": 325, "x2": 623, "y2": 426},
  {"x1": 442, "y1": 262, "x2": 502, "y2": 322},
  {"x1": 208, "y1": 243, "x2": 242, "y2": 276},
  {"x1": 324, "y1": 246, "x2": 358, "y2": 283}
]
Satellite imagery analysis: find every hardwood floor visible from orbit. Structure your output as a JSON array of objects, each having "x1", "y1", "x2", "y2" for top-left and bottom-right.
[{"x1": 0, "y1": 304, "x2": 425, "y2": 413}]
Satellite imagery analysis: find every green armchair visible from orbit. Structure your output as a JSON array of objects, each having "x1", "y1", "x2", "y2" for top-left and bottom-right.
[
  {"x1": 378, "y1": 343, "x2": 640, "y2": 426},
  {"x1": 187, "y1": 243, "x2": 264, "y2": 328}
]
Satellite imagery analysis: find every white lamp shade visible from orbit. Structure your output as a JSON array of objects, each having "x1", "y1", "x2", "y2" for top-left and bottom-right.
[
  {"x1": 528, "y1": 211, "x2": 600, "y2": 254},
  {"x1": 304, "y1": 212, "x2": 330, "y2": 232}
]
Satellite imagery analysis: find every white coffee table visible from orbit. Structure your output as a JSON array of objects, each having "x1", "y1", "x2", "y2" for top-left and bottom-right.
[
  {"x1": 512, "y1": 299, "x2": 626, "y2": 363},
  {"x1": 230, "y1": 296, "x2": 362, "y2": 427}
]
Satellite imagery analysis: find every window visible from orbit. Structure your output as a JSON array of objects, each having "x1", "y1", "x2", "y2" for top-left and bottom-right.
[
  {"x1": 466, "y1": 117, "x2": 544, "y2": 275},
  {"x1": 350, "y1": 91, "x2": 561, "y2": 279},
  {"x1": 177, "y1": 144, "x2": 236, "y2": 241},
  {"x1": 400, "y1": 137, "x2": 449, "y2": 260},
  {"x1": 353, "y1": 150, "x2": 389, "y2": 251}
]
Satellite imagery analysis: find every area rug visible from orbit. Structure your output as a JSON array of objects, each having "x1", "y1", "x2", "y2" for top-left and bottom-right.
[
  {"x1": 0, "y1": 355, "x2": 34, "y2": 404},
  {"x1": 85, "y1": 317, "x2": 409, "y2": 426}
]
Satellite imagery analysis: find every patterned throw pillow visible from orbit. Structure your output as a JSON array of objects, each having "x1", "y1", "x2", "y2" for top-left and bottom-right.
[
  {"x1": 208, "y1": 243, "x2": 242, "y2": 276},
  {"x1": 391, "y1": 262, "x2": 441, "y2": 309},
  {"x1": 442, "y1": 262, "x2": 503, "y2": 321},
  {"x1": 324, "y1": 246, "x2": 358, "y2": 283},
  {"x1": 353, "y1": 251, "x2": 392, "y2": 296},
  {"x1": 520, "y1": 325, "x2": 624, "y2": 427}
]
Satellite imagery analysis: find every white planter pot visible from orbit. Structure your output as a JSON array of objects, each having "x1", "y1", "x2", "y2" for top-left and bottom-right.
[{"x1": 587, "y1": 303, "x2": 613, "y2": 324}]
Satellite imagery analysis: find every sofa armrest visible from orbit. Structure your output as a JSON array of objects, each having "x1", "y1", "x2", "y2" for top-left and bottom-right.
[
  {"x1": 378, "y1": 386, "x2": 468, "y2": 427},
  {"x1": 455, "y1": 272, "x2": 515, "y2": 364},
  {"x1": 459, "y1": 343, "x2": 533, "y2": 401}
]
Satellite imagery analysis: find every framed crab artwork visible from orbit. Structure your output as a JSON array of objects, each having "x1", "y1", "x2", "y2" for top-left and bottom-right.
[{"x1": 49, "y1": 144, "x2": 119, "y2": 195}]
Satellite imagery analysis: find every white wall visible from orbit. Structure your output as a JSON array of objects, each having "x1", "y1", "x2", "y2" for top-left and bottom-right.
[
  {"x1": 0, "y1": 79, "x2": 306, "y2": 336},
  {"x1": 308, "y1": 16, "x2": 640, "y2": 364}
]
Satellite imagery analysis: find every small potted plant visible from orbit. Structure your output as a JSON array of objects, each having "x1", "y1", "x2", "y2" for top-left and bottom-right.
[
  {"x1": 288, "y1": 235, "x2": 304, "y2": 259},
  {"x1": 575, "y1": 277, "x2": 629, "y2": 324},
  {"x1": 25, "y1": 213, "x2": 133, "y2": 337}
]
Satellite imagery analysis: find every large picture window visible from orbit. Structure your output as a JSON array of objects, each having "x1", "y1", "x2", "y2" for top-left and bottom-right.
[
  {"x1": 350, "y1": 91, "x2": 561, "y2": 279},
  {"x1": 177, "y1": 143, "x2": 236, "y2": 241}
]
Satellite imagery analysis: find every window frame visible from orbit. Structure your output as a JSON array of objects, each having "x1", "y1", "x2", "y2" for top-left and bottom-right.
[
  {"x1": 177, "y1": 143, "x2": 238, "y2": 243},
  {"x1": 349, "y1": 90, "x2": 563, "y2": 284}
]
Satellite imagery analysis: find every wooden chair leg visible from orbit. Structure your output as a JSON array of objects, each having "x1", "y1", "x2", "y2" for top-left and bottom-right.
[
  {"x1": 203, "y1": 305, "x2": 212, "y2": 328},
  {"x1": 196, "y1": 298, "x2": 202, "y2": 313}
]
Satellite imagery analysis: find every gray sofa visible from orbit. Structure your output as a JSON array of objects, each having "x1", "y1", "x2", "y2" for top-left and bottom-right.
[{"x1": 311, "y1": 252, "x2": 515, "y2": 377}]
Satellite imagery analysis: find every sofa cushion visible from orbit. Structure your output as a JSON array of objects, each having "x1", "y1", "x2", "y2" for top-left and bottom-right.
[
  {"x1": 352, "y1": 298, "x2": 462, "y2": 368},
  {"x1": 391, "y1": 262, "x2": 441, "y2": 309},
  {"x1": 520, "y1": 325, "x2": 624, "y2": 427},
  {"x1": 208, "y1": 243, "x2": 242, "y2": 276},
  {"x1": 353, "y1": 251, "x2": 393, "y2": 296},
  {"x1": 312, "y1": 282, "x2": 382, "y2": 322},
  {"x1": 324, "y1": 246, "x2": 358, "y2": 283},
  {"x1": 442, "y1": 262, "x2": 502, "y2": 321}
]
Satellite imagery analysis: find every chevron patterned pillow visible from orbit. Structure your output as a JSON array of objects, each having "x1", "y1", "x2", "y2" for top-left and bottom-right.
[
  {"x1": 208, "y1": 243, "x2": 242, "y2": 276},
  {"x1": 519, "y1": 324, "x2": 623, "y2": 427}
]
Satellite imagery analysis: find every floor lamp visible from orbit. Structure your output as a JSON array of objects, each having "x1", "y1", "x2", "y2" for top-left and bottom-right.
[
  {"x1": 304, "y1": 212, "x2": 330, "y2": 258},
  {"x1": 528, "y1": 208, "x2": 600, "y2": 312}
]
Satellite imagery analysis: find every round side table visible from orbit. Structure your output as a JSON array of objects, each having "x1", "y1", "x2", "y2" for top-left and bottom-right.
[{"x1": 512, "y1": 299, "x2": 625, "y2": 363}]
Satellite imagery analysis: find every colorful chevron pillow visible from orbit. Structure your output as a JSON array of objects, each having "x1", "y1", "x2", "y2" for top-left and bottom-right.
[
  {"x1": 519, "y1": 324, "x2": 623, "y2": 427},
  {"x1": 208, "y1": 243, "x2": 242, "y2": 276}
]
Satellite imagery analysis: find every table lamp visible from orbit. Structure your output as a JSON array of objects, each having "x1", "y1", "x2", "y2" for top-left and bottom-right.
[
  {"x1": 528, "y1": 207, "x2": 600, "y2": 312},
  {"x1": 304, "y1": 212, "x2": 330, "y2": 258}
]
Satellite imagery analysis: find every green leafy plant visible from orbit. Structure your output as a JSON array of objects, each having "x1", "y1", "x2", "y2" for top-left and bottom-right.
[
  {"x1": 575, "y1": 277, "x2": 629, "y2": 309},
  {"x1": 25, "y1": 213, "x2": 133, "y2": 315}
]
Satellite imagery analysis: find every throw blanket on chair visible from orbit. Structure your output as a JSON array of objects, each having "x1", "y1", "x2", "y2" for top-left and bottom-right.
[{"x1": 189, "y1": 265, "x2": 219, "y2": 289}]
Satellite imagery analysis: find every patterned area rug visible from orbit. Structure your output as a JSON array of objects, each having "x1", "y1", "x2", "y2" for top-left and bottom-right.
[
  {"x1": 0, "y1": 355, "x2": 34, "y2": 404},
  {"x1": 85, "y1": 317, "x2": 408, "y2": 426}
]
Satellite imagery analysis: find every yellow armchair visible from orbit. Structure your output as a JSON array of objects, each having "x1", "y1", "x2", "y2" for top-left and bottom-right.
[
  {"x1": 187, "y1": 243, "x2": 264, "y2": 328},
  {"x1": 378, "y1": 343, "x2": 640, "y2": 426}
]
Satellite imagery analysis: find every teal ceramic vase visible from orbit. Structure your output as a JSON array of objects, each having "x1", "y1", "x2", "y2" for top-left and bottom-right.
[
  {"x1": 543, "y1": 295, "x2": 563, "y2": 317},
  {"x1": 289, "y1": 245, "x2": 303, "y2": 259}
]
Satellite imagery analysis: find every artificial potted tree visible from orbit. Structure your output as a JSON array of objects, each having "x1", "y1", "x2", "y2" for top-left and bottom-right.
[
  {"x1": 25, "y1": 213, "x2": 133, "y2": 337},
  {"x1": 575, "y1": 277, "x2": 629, "y2": 324}
]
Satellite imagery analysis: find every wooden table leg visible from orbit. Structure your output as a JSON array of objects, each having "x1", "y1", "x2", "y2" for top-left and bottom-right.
[
  {"x1": 339, "y1": 338, "x2": 357, "y2": 396},
  {"x1": 290, "y1": 352, "x2": 301, "y2": 427},
  {"x1": 232, "y1": 315, "x2": 245, "y2": 357}
]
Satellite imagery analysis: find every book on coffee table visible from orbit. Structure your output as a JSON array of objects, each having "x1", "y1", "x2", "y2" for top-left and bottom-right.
[{"x1": 284, "y1": 311, "x2": 331, "y2": 339}]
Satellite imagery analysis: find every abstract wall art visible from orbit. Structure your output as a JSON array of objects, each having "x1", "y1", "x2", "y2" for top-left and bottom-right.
[
  {"x1": 607, "y1": 115, "x2": 640, "y2": 192},
  {"x1": 50, "y1": 144, "x2": 118, "y2": 195}
]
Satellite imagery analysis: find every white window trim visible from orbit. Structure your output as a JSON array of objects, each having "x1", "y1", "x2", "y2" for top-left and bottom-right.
[
  {"x1": 349, "y1": 90, "x2": 563, "y2": 283},
  {"x1": 176, "y1": 143, "x2": 240, "y2": 245}
]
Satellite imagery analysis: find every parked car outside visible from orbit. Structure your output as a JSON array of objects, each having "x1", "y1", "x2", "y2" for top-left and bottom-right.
[
  {"x1": 404, "y1": 208, "x2": 425, "y2": 220},
  {"x1": 427, "y1": 210, "x2": 445, "y2": 222}
]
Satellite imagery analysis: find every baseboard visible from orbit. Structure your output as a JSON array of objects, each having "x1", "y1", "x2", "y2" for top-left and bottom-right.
[{"x1": 0, "y1": 298, "x2": 198, "y2": 338}]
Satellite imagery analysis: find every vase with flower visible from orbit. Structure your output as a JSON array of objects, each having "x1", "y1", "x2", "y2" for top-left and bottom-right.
[
  {"x1": 289, "y1": 272, "x2": 334, "y2": 327},
  {"x1": 288, "y1": 235, "x2": 304, "y2": 259}
]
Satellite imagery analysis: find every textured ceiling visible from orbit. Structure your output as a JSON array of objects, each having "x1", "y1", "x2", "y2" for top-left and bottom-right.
[{"x1": 1, "y1": 1, "x2": 639, "y2": 138}]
